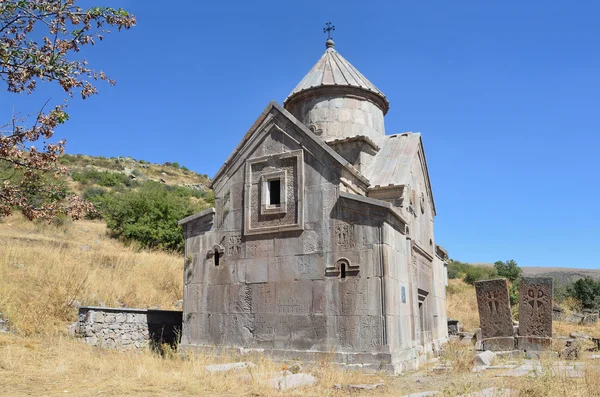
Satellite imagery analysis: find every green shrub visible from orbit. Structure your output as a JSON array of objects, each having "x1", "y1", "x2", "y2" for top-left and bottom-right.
[
  {"x1": 171, "y1": 162, "x2": 180, "y2": 169},
  {"x1": 100, "y1": 181, "x2": 205, "y2": 252},
  {"x1": 568, "y1": 277, "x2": 600, "y2": 310},
  {"x1": 71, "y1": 169, "x2": 134, "y2": 188},
  {"x1": 464, "y1": 265, "x2": 498, "y2": 285},
  {"x1": 447, "y1": 260, "x2": 470, "y2": 279}
]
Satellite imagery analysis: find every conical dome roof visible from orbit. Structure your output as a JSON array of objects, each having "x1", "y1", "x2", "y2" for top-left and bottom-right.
[{"x1": 284, "y1": 40, "x2": 389, "y2": 114}]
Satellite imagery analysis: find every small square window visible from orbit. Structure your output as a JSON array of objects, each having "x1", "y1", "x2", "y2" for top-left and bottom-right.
[
  {"x1": 268, "y1": 180, "x2": 281, "y2": 206},
  {"x1": 260, "y1": 170, "x2": 287, "y2": 215}
]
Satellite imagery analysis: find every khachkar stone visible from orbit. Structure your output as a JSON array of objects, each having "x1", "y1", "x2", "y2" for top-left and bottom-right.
[
  {"x1": 517, "y1": 277, "x2": 553, "y2": 351},
  {"x1": 475, "y1": 279, "x2": 515, "y2": 351}
]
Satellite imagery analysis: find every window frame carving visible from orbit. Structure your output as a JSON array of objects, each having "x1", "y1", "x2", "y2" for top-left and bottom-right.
[{"x1": 260, "y1": 170, "x2": 287, "y2": 215}]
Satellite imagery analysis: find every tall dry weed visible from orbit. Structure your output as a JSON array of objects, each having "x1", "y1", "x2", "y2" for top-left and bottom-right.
[{"x1": 446, "y1": 279, "x2": 480, "y2": 332}]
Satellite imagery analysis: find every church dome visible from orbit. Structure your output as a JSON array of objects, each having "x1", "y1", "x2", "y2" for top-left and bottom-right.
[{"x1": 284, "y1": 39, "x2": 389, "y2": 144}]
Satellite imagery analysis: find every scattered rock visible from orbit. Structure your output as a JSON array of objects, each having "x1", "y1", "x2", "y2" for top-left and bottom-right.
[
  {"x1": 475, "y1": 350, "x2": 496, "y2": 366},
  {"x1": 13, "y1": 263, "x2": 25, "y2": 269},
  {"x1": 457, "y1": 387, "x2": 516, "y2": 397},
  {"x1": 567, "y1": 313, "x2": 585, "y2": 324},
  {"x1": 562, "y1": 340, "x2": 579, "y2": 360},
  {"x1": 497, "y1": 361, "x2": 542, "y2": 377},
  {"x1": 458, "y1": 332, "x2": 474, "y2": 346},
  {"x1": 432, "y1": 363, "x2": 452, "y2": 372},
  {"x1": 289, "y1": 362, "x2": 302, "y2": 374},
  {"x1": 570, "y1": 332, "x2": 591, "y2": 340},
  {"x1": 160, "y1": 178, "x2": 166, "y2": 184},
  {"x1": 399, "y1": 392, "x2": 440, "y2": 397},
  {"x1": 80, "y1": 245, "x2": 89, "y2": 251},
  {"x1": 448, "y1": 319, "x2": 460, "y2": 335},
  {"x1": 266, "y1": 373, "x2": 316, "y2": 391},
  {"x1": 205, "y1": 362, "x2": 255, "y2": 373},
  {"x1": 346, "y1": 383, "x2": 384, "y2": 391},
  {"x1": 591, "y1": 354, "x2": 600, "y2": 359},
  {"x1": 161, "y1": 172, "x2": 167, "y2": 176}
]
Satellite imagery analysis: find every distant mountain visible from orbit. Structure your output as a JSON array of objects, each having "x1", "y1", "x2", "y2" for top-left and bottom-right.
[
  {"x1": 521, "y1": 267, "x2": 600, "y2": 284},
  {"x1": 467, "y1": 262, "x2": 600, "y2": 285}
]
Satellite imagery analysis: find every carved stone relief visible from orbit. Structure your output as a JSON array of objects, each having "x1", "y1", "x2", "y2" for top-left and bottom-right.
[
  {"x1": 224, "y1": 234, "x2": 242, "y2": 257},
  {"x1": 244, "y1": 149, "x2": 304, "y2": 236},
  {"x1": 334, "y1": 221, "x2": 356, "y2": 250},
  {"x1": 475, "y1": 279, "x2": 514, "y2": 339},
  {"x1": 518, "y1": 277, "x2": 553, "y2": 338}
]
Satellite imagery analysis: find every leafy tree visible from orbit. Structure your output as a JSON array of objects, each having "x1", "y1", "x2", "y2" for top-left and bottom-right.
[
  {"x1": 568, "y1": 277, "x2": 600, "y2": 310},
  {"x1": 494, "y1": 260, "x2": 522, "y2": 282},
  {"x1": 0, "y1": 1, "x2": 135, "y2": 220}
]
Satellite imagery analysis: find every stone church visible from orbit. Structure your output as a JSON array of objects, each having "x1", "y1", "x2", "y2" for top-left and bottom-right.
[{"x1": 178, "y1": 36, "x2": 449, "y2": 373}]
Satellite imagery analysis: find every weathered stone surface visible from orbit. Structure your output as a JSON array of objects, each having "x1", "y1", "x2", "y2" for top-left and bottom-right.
[
  {"x1": 205, "y1": 362, "x2": 255, "y2": 373},
  {"x1": 497, "y1": 360, "x2": 543, "y2": 377},
  {"x1": 266, "y1": 373, "x2": 317, "y2": 391},
  {"x1": 569, "y1": 331, "x2": 591, "y2": 340},
  {"x1": 583, "y1": 311, "x2": 599, "y2": 324},
  {"x1": 457, "y1": 388, "x2": 516, "y2": 397},
  {"x1": 475, "y1": 279, "x2": 513, "y2": 342},
  {"x1": 178, "y1": 42, "x2": 449, "y2": 373},
  {"x1": 475, "y1": 350, "x2": 496, "y2": 366},
  {"x1": 518, "y1": 277, "x2": 553, "y2": 338},
  {"x1": 74, "y1": 307, "x2": 181, "y2": 350},
  {"x1": 334, "y1": 382, "x2": 385, "y2": 391},
  {"x1": 448, "y1": 319, "x2": 460, "y2": 335}
]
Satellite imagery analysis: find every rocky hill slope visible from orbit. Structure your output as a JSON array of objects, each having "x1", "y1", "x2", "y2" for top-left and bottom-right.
[{"x1": 60, "y1": 154, "x2": 211, "y2": 194}]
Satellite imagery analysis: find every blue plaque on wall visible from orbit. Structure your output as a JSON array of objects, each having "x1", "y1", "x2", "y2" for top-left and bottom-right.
[{"x1": 401, "y1": 286, "x2": 406, "y2": 303}]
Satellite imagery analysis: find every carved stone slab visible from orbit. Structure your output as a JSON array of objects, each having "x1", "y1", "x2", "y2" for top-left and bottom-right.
[
  {"x1": 475, "y1": 279, "x2": 514, "y2": 350},
  {"x1": 517, "y1": 277, "x2": 553, "y2": 350}
]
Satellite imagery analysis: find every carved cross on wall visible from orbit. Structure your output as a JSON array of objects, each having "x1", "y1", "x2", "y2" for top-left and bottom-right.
[
  {"x1": 483, "y1": 291, "x2": 502, "y2": 314},
  {"x1": 526, "y1": 287, "x2": 546, "y2": 312}
]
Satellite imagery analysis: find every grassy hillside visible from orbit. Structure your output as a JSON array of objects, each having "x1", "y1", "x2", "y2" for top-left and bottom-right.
[
  {"x1": 60, "y1": 154, "x2": 211, "y2": 193},
  {"x1": 0, "y1": 213, "x2": 183, "y2": 335}
]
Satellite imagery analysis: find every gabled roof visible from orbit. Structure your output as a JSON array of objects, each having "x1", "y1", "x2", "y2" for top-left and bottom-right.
[
  {"x1": 283, "y1": 40, "x2": 389, "y2": 113},
  {"x1": 210, "y1": 101, "x2": 370, "y2": 190},
  {"x1": 363, "y1": 132, "x2": 436, "y2": 215}
]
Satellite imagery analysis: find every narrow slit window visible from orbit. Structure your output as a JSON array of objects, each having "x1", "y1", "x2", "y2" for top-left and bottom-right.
[
  {"x1": 340, "y1": 263, "x2": 346, "y2": 279},
  {"x1": 269, "y1": 179, "x2": 281, "y2": 206},
  {"x1": 214, "y1": 252, "x2": 219, "y2": 267}
]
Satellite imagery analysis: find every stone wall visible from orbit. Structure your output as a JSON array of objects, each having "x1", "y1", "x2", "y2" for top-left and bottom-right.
[{"x1": 75, "y1": 306, "x2": 182, "y2": 350}]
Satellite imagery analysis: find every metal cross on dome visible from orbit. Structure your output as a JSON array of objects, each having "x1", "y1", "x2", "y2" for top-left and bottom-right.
[{"x1": 323, "y1": 22, "x2": 335, "y2": 39}]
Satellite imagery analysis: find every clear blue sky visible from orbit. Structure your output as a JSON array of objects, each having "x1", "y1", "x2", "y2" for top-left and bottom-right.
[{"x1": 2, "y1": 1, "x2": 599, "y2": 269}]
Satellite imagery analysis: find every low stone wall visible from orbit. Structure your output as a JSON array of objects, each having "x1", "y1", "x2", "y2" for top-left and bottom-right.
[{"x1": 75, "y1": 306, "x2": 182, "y2": 350}]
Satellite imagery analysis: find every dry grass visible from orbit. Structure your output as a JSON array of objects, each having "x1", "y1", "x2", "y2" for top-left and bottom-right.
[
  {"x1": 446, "y1": 279, "x2": 480, "y2": 332},
  {"x1": 0, "y1": 214, "x2": 183, "y2": 335},
  {"x1": 3, "y1": 216, "x2": 600, "y2": 396}
]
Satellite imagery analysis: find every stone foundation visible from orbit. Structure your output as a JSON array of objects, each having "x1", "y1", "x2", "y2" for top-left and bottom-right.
[
  {"x1": 75, "y1": 306, "x2": 182, "y2": 350},
  {"x1": 482, "y1": 337, "x2": 516, "y2": 351},
  {"x1": 517, "y1": 336, "x2": 553, "y2": 351},
  {"x1": 181, "y1": 343, "x2": 428, "y2": 375}
]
